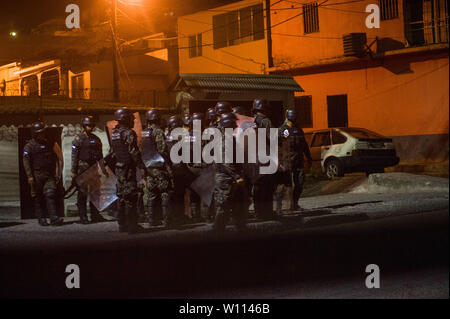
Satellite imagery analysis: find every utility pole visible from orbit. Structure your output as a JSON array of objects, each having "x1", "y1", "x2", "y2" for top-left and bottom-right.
[{"x1": 111, "y1": 0, "x2": 119, "y2": 102}]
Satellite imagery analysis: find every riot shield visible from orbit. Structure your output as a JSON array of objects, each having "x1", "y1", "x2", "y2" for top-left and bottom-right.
[
  {"x1": 190, "y1": 165, "x2": 216, "y2": 207},
  {"x1": 141, "y1": 130, "x2": 165, "y2": 168},
  {"x1": 75, "y1": 160, "x2": 118, "y2": 212}
]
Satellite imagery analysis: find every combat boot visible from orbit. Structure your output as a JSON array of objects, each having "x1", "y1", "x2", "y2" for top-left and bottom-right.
[
  {"x1": 38, "y1": 218, "x2": 49, "y2": 226},
  {"x1": 190, "y1": 204, "x2": 204, "y2": 223},
  {"x1": 78, "y1": 205, "x2": 90, "y2": 224},
  {"x1": 88, "y1": 203, "x2": 105, "y2": 223},
  {"x1": 161, "y1": 205, "x2": 174, "y2": 229},
  {"x1": 117, "y1": 200, "x2": 128, "y2": 233},
  {"x1": 212, "y1": 207, "x2": 227, "y2": 233},
  {"x1": 127, "y1": 205, "x2": 143, "y2": 234},
  {"x1": 50, "y1": 216, "x2": 64, "y2": 226},
  {"x1": 45, "y1": 191, "x2": 63, "y2": 226},
  {"x1": 147, "y1": 205, "x2": 162, "y2": 226}
]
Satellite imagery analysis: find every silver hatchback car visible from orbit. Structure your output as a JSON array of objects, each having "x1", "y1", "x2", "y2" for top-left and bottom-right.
[{"x1": 305, "y1": 127, "x2": 400, "y2": 179}]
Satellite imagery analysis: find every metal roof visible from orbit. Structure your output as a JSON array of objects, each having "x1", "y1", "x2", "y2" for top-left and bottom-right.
[{"x1": 174, "y1": 74, "x2": 303, "y2": 92}]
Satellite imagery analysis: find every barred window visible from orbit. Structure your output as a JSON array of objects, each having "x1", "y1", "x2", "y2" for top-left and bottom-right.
[
  {"x1": 379, "y1": 0, "x2": 399, "y2": 20},
  {"x1": 212, "y1": 3, "x2": 265, "y2": 49},
  {"x1": 189, "y1": 33, "x2": 202, "y2": 58},
  {"x1": 303, "y1": 2, "x2": 319, "y2": 34}
]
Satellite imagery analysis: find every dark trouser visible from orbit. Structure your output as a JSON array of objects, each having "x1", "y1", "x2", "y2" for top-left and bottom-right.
[
  {"x1": 171, "y1": 166, "x2": 191, "y2": 223},
  {"x1": 115, "y1": 164, "x2": 138, "y2": 232},
  {"x1": 76, "y1": 188, "x2": 101, "y2": 219},
  {"x1": 275, "y1": 167, "x2": 305, "y2": 211},
  {"x1": 189, "y1": 190, "x2": 201, "y2": 220},
  {"x1": 292, "y1": 168, "x2": 305, "y2": 208},
  {"x1": 213, "y1": 173, "x2": 247, "y2": 232},
  {"x1": 32, "y1": 171, "x2": 58, "y2": 221},
  {"x1": 145, "y1": 168, "x2": 171, "y2": 224},
  {"x1": 75, "y1": 161, "x2": 102, "y2": 221},
  {"x1": 253, "y1": 174, "x2": 276, "y2": 219}
]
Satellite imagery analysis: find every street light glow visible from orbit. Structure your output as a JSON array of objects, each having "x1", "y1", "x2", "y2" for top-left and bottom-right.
[
  {"x1": 119, "y1": 0, "x2": 143, "y2": 6},
  {"x1": 10, "y1": 31, "x2": 17, "y2": 37}
]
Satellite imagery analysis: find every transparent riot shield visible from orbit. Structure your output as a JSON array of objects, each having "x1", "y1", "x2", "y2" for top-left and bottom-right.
[
  {"x1": 75, "y1": 160, "x2": 118, "y2": 212},
  {"x1": 141, "y1": 130, "x2": 165, "y2": 168},
  {"x1": 190, "y1": 165, "x2": 216, "y2": 207}
]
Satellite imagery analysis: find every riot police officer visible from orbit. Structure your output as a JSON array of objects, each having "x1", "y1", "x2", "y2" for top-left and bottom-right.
[
  {"x1": 232, "y1": 106, "x2": 245, "y2": 115},
  {"x1": 165, "y1": 115, "x2": 190, "y2": 226},
  {"x1": 188, "y1": 112, "x2": 206, "y2": 222},
  {"x1": 213, "y1": 112, "x2": 247, "y2": 233},
  {"x1": 142, "y1": 108, "x2": 172, "y2": 226},
  {"x1": 276, "y1": 108, "x2": 312, "y2": 212},
  {"x1": 214, "y1": 101, "x2": 232, "y2": 126},
  {"x1": 252, "y1": 99, "x2": 277, "y2": 220},
  {"x1": 71, "y1": 116, "x2": 106, "y2": 224},
  {"x1": 110, "y1": 108, "x2": 145, "y2": 234},
  {"x1": 205, "y1": 107, "x2": 217, "y2": 128},
  {"x1": 23, "y1": 121, "x2": 64, "y2": 226}
]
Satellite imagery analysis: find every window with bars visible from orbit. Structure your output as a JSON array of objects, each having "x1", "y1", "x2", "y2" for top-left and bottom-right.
[
  {"x1": 212, "y1": 3, "x2": 265, "y2": 49},
  {"x1": 295, "y1": 96, "x2": 313, "y2": 128},
  {"x1": 188, "y1": 33, "x2": 203, "y2": 58},
  {"x1": 303, "y1": 2, "x2": 319, "y2": 34},
  {"x1": 379, "y1": 0, "x2": 399, "y2": 20}
]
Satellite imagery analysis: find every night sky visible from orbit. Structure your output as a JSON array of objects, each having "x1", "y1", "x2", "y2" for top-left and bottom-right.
[{"x1": 0, "y1": 0, "x2": 235, "y2": 63}]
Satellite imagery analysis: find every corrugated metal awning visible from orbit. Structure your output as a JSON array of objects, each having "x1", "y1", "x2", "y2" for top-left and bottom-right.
[{"x1": 174, "y1": 73, "x2": 303, "y2": 92}]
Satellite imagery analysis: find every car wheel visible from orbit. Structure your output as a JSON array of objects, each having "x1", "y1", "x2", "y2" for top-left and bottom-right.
[{"x1": 325, "y1": 159, "x2": 344, "y2": 179}]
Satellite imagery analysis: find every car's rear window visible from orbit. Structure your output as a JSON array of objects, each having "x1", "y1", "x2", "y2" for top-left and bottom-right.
[{"x1": 340, "y1": 128, "x2": 386, "y2": 139}]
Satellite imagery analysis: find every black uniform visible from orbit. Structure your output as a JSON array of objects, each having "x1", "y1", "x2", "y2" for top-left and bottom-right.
[
  {"x1": 23, "y1": 138, "x2": 63, "y2": 225},
  {"x1": 276, "y1": 122, "x2": 312, "y2": 211},
  {"x1": 71, "y1": 131, "x2": 104, "y2": 223},
  {"x1": 253, "y1": 113, "x2": 277, "y2": 219}
]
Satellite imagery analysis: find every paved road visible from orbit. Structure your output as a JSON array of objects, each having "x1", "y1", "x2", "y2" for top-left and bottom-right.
[{"x1": 0, "y1": 206, "x2": 448, "y2": 298}]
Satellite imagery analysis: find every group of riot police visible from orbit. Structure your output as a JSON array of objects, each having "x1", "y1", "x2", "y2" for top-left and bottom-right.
[{"x1": 23, "y1": 98, "x2": 312, "y2": 234}]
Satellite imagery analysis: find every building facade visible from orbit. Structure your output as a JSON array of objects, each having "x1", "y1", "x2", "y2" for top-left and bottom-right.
[
  {"x1": 269, "y1": 0, "x2": 449, "y2": 162},
  {"x1": 176, "y1": 0, "x2": 301, "y2": 123}
]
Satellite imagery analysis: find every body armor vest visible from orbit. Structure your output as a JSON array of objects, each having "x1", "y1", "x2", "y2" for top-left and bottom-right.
[
  {"x1": 111, "y1": 127, "x2": 132, "y2": 164},
  {"x1": 141, "y1": 128, "x2": 156, "y2": 155},
  {"x1": 31, "y1": 140, "x2": 56, "y2": 171},
  {"x1": 78, "y1": 134, "x2": 102, "y2": 164}
]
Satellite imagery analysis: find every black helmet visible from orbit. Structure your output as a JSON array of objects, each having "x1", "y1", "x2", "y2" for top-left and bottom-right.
[
  {"x1": 219, "y1": 112, "x2": 237, "y2": 129},
  {"x1": 252, "y1": 99, "x2": 268, "y2": 114},
  {"x1": 146, "y1": 108, "x2": 160, "y2": 124},
  {"x1": 82, "y1": 116, "x2": 96, "y2": 128},
  {"x1": 215, "y1": 101, "x2": 232, "y2": 115},
  {"x1": 114, "y1": 108, "x2": 134, "y2": 123},
  {"x1": 285, "y1": 108, "x2": 297, "y2": 123},
  {"x1": 232, "y1": 106, "x2": 245, "y2": 115},
  {"x1": 31, "y1": 121, "x2": 46, "y2": 135},
  {"x1": 167, "y1": 115, "x2": 181, "y2": 130},
  {"x1": 206, "y1": 108, "x2": 216, "y2": 121},
  {"x1": 192, "y1": 112, "x2": 203, "y2": 122},
  {"x1": 182, "y1": 114, "x2": 192, "y2": 126}
]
